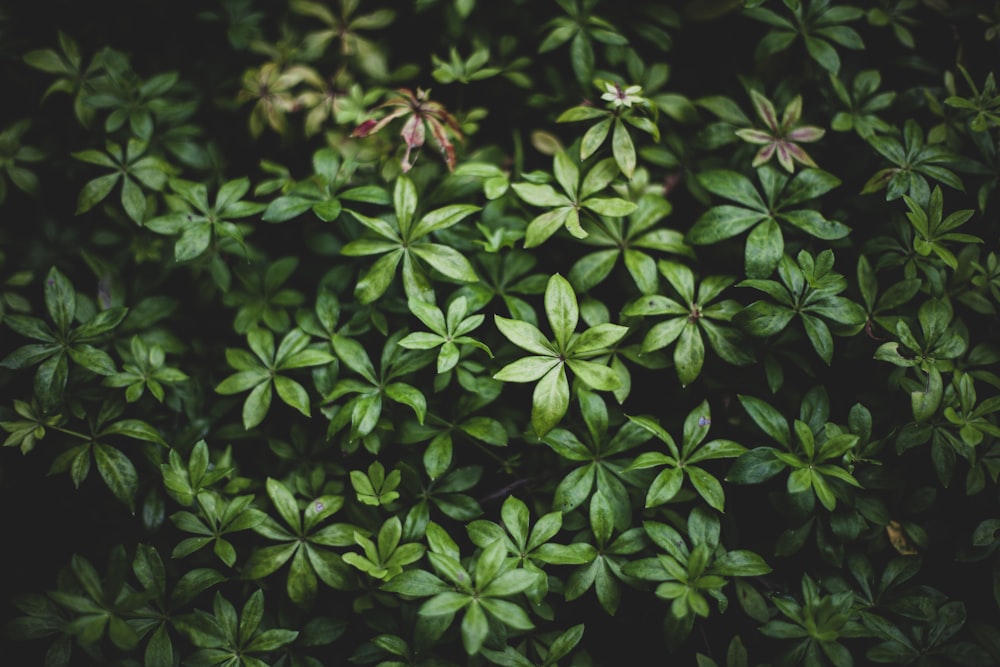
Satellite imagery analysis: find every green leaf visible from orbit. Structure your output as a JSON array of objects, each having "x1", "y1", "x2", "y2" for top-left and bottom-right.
[
  {"x1": 744, "y1": 219, "x2": 783, "y2": 278},
  {"x1": 559, "y1": 106, "x2": 609, "y2": 123},
  {"x1": 410, "y1": 243, "x2": 479, "y2": 282},
  {"x1": 332, "y1": 336, "x2": 377, "y2": 382},
  {"x1": 73, "y1": 310, "x2": 126, "y2": 343},
  {"x1": 582, "y1": 197, "x2": 638, "y2": 217},
  {"x1": 590, "y1": 490, "x2": 616, "y2": 546},
  {"x1": 348, "y1": 210, "x2": 401, "y2": 241},
  {"x1": 480, "y1": 597, "x2": 534, "y2": 629},
  {"x1": 525, "y1": 207, "x2": 572, "y2": 247},
  {"x1": 738, "y1": 396, "x2": 790, "y2": 447},
  {"x1": 385, "y1": 382, "x2": 427, "y2": 423},
  {"x1": 779, "y1": 209, "x2": 849, "y2": 240},
  {"x1": 94, "y1": 443, "x2": 138, "y2": 513},
  {"x1": 569, "y1": 249, "x2": 618, "y2": 292},
  {"x1": 532, "y1": 366, "x2": 569, "y2": 437},
  {"x1": 267, "y1": 477, "x2": 303, "y2": 534},
  {"x1": 287, "y1": 547, "x2": 318, "y2": 605},
  {"x1": 735, "y1": 301, "x2": 795, "y2": 337},
  {"x1": 657, "y1": 261, "x2": 695, "y2": 304},
  {"x1": 175, "y1": 224, "x2": 212, "y2": 263},
  {"x1": 101, "y1": 419, "x2": 165, "y2": 445},
  {"x1": 571, "y1": 323, "x2": 629, "y2": 354},
  {"x1": 612, "y1": 119, "x2": 636, "y2": 178},
  {"x1": 646, "y1": 467, "x2": 683, "y2": 507},
  {"x1": 780, "y1": 169, "x2": 840, "y2": 206},
  {"x1": 4, "y1": 314, "x2": 56, "y2": 343},
  {"x1": 566, "y1": 358, "x2": 621, "y2": 391},
  {"x1": 382, "y1": 570, "x2": 448, "y2": 596},
  {"x1": 144, "y1": 625, "x2": 173, "y2": 667},
  {"x1": 354, "y1": 250, "x2": 403, "y2": 304},
  {"x1": 687, "y1": 467, "x2": 725, "y2": 511},
  {"x1": 246, "y1": 628, "x2": 299, "y2": 652},
  {"x1": 545, "y1": 274, "x2": 579, "y2": 350},
  {"x1": 713, "y1": 550, "x2": 771, "y2": 577},
  {"x1": 511, "y1": 183, "x2": 569, "y2": 207},
  {"x1": 121, "y1": 176, "x2": 145, "y2": 223},
  {"x1": 76, "y1": 173, "x2": 120, "y2": 215},
  {"x1": 581, "y1": 117, "x2": 613, "y2": 160},
  {"x1": 912, "y1": 367, "x2": 943, "y2": 421},
  {"x1": 1, "y1": 343, "x2": 56, "y2": 370},
  {"x1": 461, "y1": 600, "x2": 489, "y2": 654},
  {"x1": 801, "y1": 313, "x2": 834, "y2": 364},
  {"x1": 544, "y1": 623, "x2": 585, "y2": 661},
  {"x1": 460, "y1": 417, "x2": 508, "y2": 446},
  {"x1": 688, "y1": 206, "x2": 769, "y2": 244},
  {"x1": 580, "y1": 158, "x2": 619, "y2": 199},
  {"x1": 727, "y1": 448, "x2": 785, "y2": 484},
  {"x1": 639, "y1": 317, "x2": 686, "y2": 352},
  {"x1": 242, "y1": 381, "x2": 273, "y2": 429},
  {"x1": 627, "y1": 414, "x2": 678, "y2": 454},
  {"x1": 274, "y1": 376, "x2": 311, "y2": 416},
  {"x1": 25, "y1": 47, "x2": 71, "y2": 74},
  {"x1": 495, "y1": 316, "x2": 553, "y2": 355},
  {"x1": 67, "y1": 344, "x2": 117, "y2": 376},
  {"x1": 698, "y1": 170, "x2": 765, "y2": 208},
  {"x1": 494, "y1": 356, "x2": 560, "y2": 383},
  {"x1": 480, "y1": 569, "x2": 539, "y2": 597},
  {"x1": 36, "y1": 353, "x2": 69, "y2": 406},
  {"x1": 527, "y1": 511, "x2": 562, "y2": 550},
  {"x1": 674, "y1": 324, "x2": 704, "y2": 387},
  {"x1": 44, "y1": 267, "x2": 76, "y2": 333},
  {"x1": 412, "y1": 204, "x2": 481, "y2": 238},
  {"x1": 216, "y1": 369, "x2": 269, "y2": 394},
  {"x1": 624, "y1": 249, "x2": 659, "y2": 294},
  {"x1": 553, "y1": 151, "x2": 579, "y2": 200},
  {"x1": 629, "y1": 452, "x2": 674, "y2": 470},
  {"x1": 553, "y1": 465, "x2": 595, "y2": 512},
  {"x1": 701, "y1": 320, "x2": 753, "y2": 366},
  {"x1": 306, "y1": 548, "x2": 349, "y2": 588},
  {"x1": 394, "y1": 175, "x2": 418, "y2": 235},
  {"x1": 804, "y1": 35, "x2": 840, "y2": 74},
  {"x1": 263, "y1": 196, "x2": 315, "y2": 222},
  {"x1": 569, "y1": 31, "x2": 594, "y2": 87}
]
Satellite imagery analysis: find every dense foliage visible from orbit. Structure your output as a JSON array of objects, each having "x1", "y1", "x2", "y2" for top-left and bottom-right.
[{"x1": 3, "y1": 0, "x2": 1000, "y2": 664}]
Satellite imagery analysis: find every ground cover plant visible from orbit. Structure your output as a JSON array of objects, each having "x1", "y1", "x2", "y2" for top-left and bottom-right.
[{"x1": 2, "y1": 0, "x2": 1000, "y2": 664}]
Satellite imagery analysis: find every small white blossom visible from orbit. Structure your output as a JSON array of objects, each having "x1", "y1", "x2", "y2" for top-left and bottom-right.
[{"x1": 601, "y1": 82, "x2": 643, "y2": 108}]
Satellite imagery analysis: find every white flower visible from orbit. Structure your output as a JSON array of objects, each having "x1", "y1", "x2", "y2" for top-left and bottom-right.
[{"x1": 601, "y1": 82, "x2": 643, "y2": 108}]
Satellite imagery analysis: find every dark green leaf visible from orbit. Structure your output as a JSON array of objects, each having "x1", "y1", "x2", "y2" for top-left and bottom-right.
[{"x1": 94, "y1": 443, "x2": 138, "y2": 513}]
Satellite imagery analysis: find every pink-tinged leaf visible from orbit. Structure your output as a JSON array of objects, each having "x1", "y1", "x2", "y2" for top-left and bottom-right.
[
  {"x1": 775, "y1": 143, "x2": 795, "y2": 172},
  {"x1": 400, "y1": 149, "x2": 416, "y2": 173},
  {"x1": 785, "y1": 143, "x2": 818, "y2": 168},
  {"x1": 780, "y1": 95, "x2": 803, "y2": 131},
  {"x1": 434, "y1": 107, "x2": 464, "y2": 135},
  {"x1": 380, "y1": 88, "x2": 417, "y2": 110},
  {"x1": 787, "y1": 126, "x2": 826, "y2": 142},
  {"x1": 735, "y1": 129, "x2": 775, "y2": 145},
  {"x1": 354, "y1": 87, "x2": 461, "y2": 173},
  {"x1": 351, "y1": 119, "x2": 378, "y2": 138},
  {"x1": 401, "y1": 115, "x2": 426, "y2": 149},
  {"x1": 752, "y1": 143, "x2": 777, "y2": 167},
  {"x1": 750, "y1": 89, "x2": 779, "y2": 131},
  {"x1": 352, "y1": 107, "x2": 408, "y2": 138},
  {"x1": 400, "y1": 116, "x2": 426, "y2": 172},
  {"x1": 427, "y1": 118, "x2": 458, "y2": 173},
  {"x1": 861, "y1": 168, "x2": 897, "y2": 194}
]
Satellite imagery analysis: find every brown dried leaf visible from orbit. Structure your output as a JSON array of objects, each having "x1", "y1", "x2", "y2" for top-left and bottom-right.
[{"x1": 886, "y1": 520, "x2": 919, "y2": 556}]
